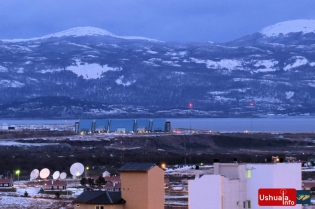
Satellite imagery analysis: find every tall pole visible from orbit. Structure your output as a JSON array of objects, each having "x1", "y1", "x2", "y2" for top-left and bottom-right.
[{"x1": 85, "y1": 167, "x2": 89, "y2": 178}]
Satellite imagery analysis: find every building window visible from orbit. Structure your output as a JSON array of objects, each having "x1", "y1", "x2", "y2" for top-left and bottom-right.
[
  {"x1": 243, "y1": 201, "x2": 246, "y2": 208},
  {"x1": 95, "y1": 206, "x2": 104, "y2": 209},
  {"x1": 247, "y1": 169, "x2": 251, "y2": 178},
  {"x1": 248, "y1": 200, "x2": 251, "y2": 208},
  {"x1": 76, "y1": 204, "x2": 80, "y2": 207}
]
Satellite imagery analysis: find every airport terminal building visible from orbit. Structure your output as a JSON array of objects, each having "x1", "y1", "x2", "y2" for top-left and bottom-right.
[{"x1": 75, "y1": 118, "x2": 171, "y2": 133}]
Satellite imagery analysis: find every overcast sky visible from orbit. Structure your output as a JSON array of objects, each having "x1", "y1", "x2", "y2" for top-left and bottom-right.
[{"x1": 1, "y1": 0, "x2": 315, "y2": 43}]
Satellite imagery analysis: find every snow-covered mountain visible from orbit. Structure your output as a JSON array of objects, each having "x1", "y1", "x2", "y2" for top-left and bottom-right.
[
  {"x1": 261, "y1": 19, "x2": 315, "y2": 37},
  {"x1": 0, "y1": 20, "x2": 315, "y2": 118},
  {"x1": 229, "y1": 19, "x2": 315, "y2": 46},
  {"x1": 2, "y1": 26, "x2": 160, "y2": 43}
]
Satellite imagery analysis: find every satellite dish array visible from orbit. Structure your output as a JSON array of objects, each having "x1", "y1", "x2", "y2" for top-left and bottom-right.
[{"x1": 29, "y1": 162, "x2": 84, "y2": 181}]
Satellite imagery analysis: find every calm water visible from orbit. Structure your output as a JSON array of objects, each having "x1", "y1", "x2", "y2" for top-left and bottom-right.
[{"x1": 0, "y1": 117, "x2": 315, "y2": 132}]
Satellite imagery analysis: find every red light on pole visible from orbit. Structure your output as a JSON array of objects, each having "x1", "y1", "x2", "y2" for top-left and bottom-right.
[
  {"x1": 250, "y1": 103, "x2": 254, "y2": 106},
  {"x1": 189, "y1": 103, "x2": 193, "y2": 108}
]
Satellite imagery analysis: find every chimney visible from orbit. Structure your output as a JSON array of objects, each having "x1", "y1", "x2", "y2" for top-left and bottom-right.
[{"x1": 195, "y1": 165, "x2": 200, "y2": 180}]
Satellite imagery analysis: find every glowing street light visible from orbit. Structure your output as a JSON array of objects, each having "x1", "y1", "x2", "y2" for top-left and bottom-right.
[
  {"x1": 85, "y1": 166, "x2": 89, "y2": 178},
  {"x1": 161, "y1": 163, "x2": 166, "y2": 169},
  {"x1": 15, "y1": 170, "x2": 20, "y2": 181}
]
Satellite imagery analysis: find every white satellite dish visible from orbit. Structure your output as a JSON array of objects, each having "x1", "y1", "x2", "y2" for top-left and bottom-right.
[
  {"x1": 70, "y1": 162, "x2": 84, "y2": 177},
  {"x1": 60, "y1": 172, "x2": 67, "y2": 179},
  {"x1": 30, "y1": 169, "x2": 39, "y2": 180},
  {"x1": 53, "y1": 171, "x2": 60, "y2": 180},
  {"x1": 39, "y1": 168, "x2": 50, "y2": 179}
]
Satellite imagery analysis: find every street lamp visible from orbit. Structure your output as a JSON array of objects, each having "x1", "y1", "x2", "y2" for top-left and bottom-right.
[
  {"x1": 85, "y1": 167, "x2": 89, "y2": 178},
  {"x1": 161, "y1": 163, "x2": 166, "y2": 169},
  {"x1": 15, "y1": 170, "x2": 20, "y2": 181}
]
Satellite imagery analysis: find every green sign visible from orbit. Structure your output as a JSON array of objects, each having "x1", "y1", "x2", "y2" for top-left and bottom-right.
[{"x1": 296, "y1": 190, "x2": 311, "y2": 204}]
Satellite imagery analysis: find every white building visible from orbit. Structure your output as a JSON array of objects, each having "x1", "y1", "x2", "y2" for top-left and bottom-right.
[{"x1": 188, "y1": 162, "x2": 302, "y2": 209}]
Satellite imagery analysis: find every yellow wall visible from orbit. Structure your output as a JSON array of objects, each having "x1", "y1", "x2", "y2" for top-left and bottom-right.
[
  {"x1": 148, "y1": 166, "x2": 164, "y2": 209},
  {"x1": 121, "y1": 172, "x2": 148, "y2": 209},
  {"x1": 73, "y1": 203, "x2": 124, "y2": 209},
  {"x1": 121, "y1": 165, "x2": 164, "y2": 209}
]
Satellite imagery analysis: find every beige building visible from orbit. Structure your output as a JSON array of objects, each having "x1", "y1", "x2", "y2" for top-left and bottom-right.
[
  {"x1": 120, "y1": 162, "x2": 165, "y2": 209},
  {"x1": 73, "y1": 162, "x2": 164, "y2": 209}
]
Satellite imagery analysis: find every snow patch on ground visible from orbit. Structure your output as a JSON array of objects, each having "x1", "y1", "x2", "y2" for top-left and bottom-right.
[
  {"x1": 162, "y1": 61, "x2": 181, "y2": 67},
  {"x1": 0, "y1": 80, "x2": 25, "y2": 88},
  {"x1": 254, "y1": 60, "x2": 278, "y2": 68},
  {"x1": 40, "y1": 69, "x2": 63, "y2": 73},
  {"x1": 165, "y1": 51, "x2": 187, "y2": 56},
  {"x1": 283, "y1": 56, "x2": 308, "y2": 71},
  {"x1": 286, "y1": 91, "x2": 294, "y2": 99},
  {"x1": 190, "y1": 58, "x2": 242, "y2": 70},
  {"x1": 0, "y1": 141, "x2": 60, "y2": 146},
  {"x1": 0, "y1": 66, "x2": 8, "y2": 72},
  {"x1": 253, "y1": 60, "x2": 278, "y2": 73},
  {"x1": 214, "y1": 96, "x2": 236, "y2": 102},
  {"x1": 146, "y1": 50, "x2": 158, "y2": 54},
  {"x1": 115, "y1": 76, "x2": 136, "y2": 86},
  {"x1": 16, "y1": 68, "x2": 24, "y2": 73},
  {"x1": 142, "y1": 61, "x2": 160, "y2": 67},
  {"x1": 66, "y1": 42, "x2": 92, "y2": 49},
  {"x1": 67, "y1": 60, "x2": 122, "y2": 79}
]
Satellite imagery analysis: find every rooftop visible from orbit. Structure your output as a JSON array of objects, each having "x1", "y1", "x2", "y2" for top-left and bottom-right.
[
  {"x1": 119, "y1": 162, "x2": 156, "y2": 172},
  {"x1": 73, "y1": 191, "x2": 125, "y2": 204}
]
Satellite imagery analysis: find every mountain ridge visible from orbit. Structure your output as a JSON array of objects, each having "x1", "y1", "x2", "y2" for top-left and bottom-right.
[
  {"x1": 0, "y1": 19, "x2": 314, "y2": 118},
  {"x1": 1, "y1": 26, "x2": 161, "y2": 43}
]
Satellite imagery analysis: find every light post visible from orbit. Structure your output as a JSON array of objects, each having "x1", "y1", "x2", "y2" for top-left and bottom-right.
[
  {"x1": 85, "y1": 167, "x2": 89, "y2": 178},
  {"x1": 15, "y1": 170, "x2": 20, "y2": 181},
  {"x1": 250, "y1": 102, "x2": 255, "y2": 132},
  {"x1": 188, "y1": 103, "x2": 193, "y2": 133}
]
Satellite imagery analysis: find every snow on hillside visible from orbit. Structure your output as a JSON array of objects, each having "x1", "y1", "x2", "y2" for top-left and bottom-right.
[
  {"x1": 190, "y1": 58, "x2": 242, "y2": 70},
  {"x1": 261, "y1": 19, "x2": 315, "y2": 37},
  {"x1": 283, "y1": 56, "x2": 308, "y2": 71},
  {"x1": 0, "y1": 80, "x2": 24, "y2": 88},
  {"x1": 66, "y1": 60, "x2": 122, "y2": 79},
  {"x1": 254, "y1": 60, "x2": 278, "y2": 73},
  {"x1": 0, "y1": 65, "x2": 8, "y2": 72},
  {"x1": 1, "y1": 27, "x2": 160, "y2": 43},
  {"x1": 115, "y1": 76, "x2": 136, "y2": 86}
]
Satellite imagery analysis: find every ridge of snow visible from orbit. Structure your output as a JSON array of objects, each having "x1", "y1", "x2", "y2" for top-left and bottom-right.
[
  {"x1": 261, "y1": 19, "x2": 315, "y2": 37},
  {"x1": 1, "y1": 27, "x2": 160, "y2": 43}
]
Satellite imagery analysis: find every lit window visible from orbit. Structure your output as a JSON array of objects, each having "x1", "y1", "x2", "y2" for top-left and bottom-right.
[{"x1": 247, "y1": 169, "x2": 251, "y2": 178}]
